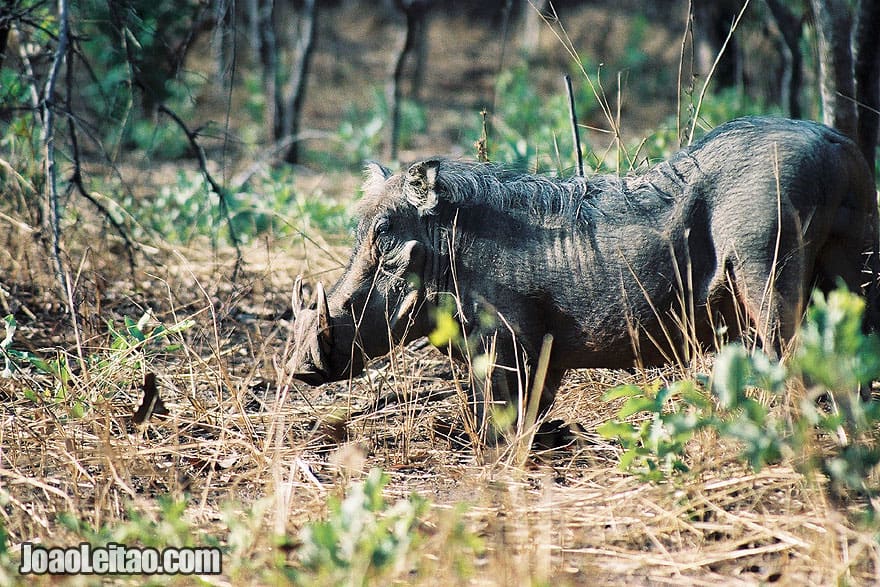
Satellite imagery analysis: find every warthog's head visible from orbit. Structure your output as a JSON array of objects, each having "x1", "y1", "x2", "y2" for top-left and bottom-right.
[{"x1": 288, "y1": 160, "x2": 445, "y2": 385}]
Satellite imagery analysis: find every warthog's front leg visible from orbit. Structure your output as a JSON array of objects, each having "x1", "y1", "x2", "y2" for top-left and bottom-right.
[{"x1": 461, "y1": 330, "x2": 565, "y2": 441}]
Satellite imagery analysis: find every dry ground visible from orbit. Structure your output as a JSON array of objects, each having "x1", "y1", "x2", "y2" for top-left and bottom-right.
[
  {"x1": 3, "y1": 231, "x2": 879, "y2": 585},
  {"x1": 2, "y1": 1, "x2": 879, "y2": 585}
]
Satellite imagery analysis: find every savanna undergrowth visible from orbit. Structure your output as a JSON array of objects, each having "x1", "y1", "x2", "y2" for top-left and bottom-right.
[{"x1": 598, "y1": 288, "x2": 880, "y2": 516}]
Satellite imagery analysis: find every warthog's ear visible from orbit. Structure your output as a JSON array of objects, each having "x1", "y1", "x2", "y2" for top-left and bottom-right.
[
  {"x1": 364, "y1": 161, "x2": 392, "y2": 181},
  {"x1": 404, "y1": 160, "x2": 440, "y2": 215},
  {"x1": 363, "y1": 161, "x2": 392, "y2": 198}
]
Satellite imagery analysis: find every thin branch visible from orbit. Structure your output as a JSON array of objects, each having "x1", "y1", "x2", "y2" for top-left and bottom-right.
[
  {"x1": 158, "y1": 104, "x2": 243, "y2": 279},
  {"x1": 854, "y1": 0, "x2": 880, "y2": 177},
  {"x1": 474, "y1": 109, "x2": 489, "y2": 163},
  {"x1": 766, "y1": 0, "x2": 804, "y2": 119},
  {"x1": 564, "y1": 74, "x2": 584, "y2": 177},
  {"x1": 40, "y1": 0, "x2": 71, "y2": 302},
  {"x1": 676, "y1": 0, "x2": 694, "y2": 144},
  {"x1": 63, "y1": 35, "x2": 137, "y2": 281},
  {"x1": 17, "y1": 31, "x2": 42, "y2": 117},
  {"x1": 388, "y1": 0, "x2": 429, "y2": 161},
  {"x1": 0, "y1": 19, "x2": 9, "y2": 71},
  {"x1": 281, "y1": 0, "x2": 317, "y2": 164},
  {"x1": 810, "y1": 0, "x2": 857, "y2": 140}
]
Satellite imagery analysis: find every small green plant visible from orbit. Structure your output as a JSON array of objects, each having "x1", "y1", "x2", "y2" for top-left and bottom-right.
[
  {"x1": 3, "y1": 314, "x2": 82, "y2": 415},
  {"x1": 125, "y1": 167, "x2": 354, "y2": 245},
  {"x1": 712, "y1": 290, "x2": 880, "y2": 492},
  {"x1": 471, "y1": 63, "x2": 599, "y2": 171},
  {"x1": 791, "y1": 290, "x2": 880, "y2": 499},
  {"x1": 709, "y1": 344, "x2": 789, "y2": 470},
  {"x1": 295, "y1": 468, "x2": 428, "y2": 585},
  {"x1": 597, "y1": 379, "x2": 712, "y2": 481},
  {"x1": 331, "y1": 89, "x2": 426, "y2": 168},
  {"x1": 107, "y1": 311, "x2": 193, "y2": 356},
  {"x1": 118, "y1": 496, "x2": 199, "y2": 549},
  {"x1": 3, "y1": 310, "x2": 192, "y2": 419},
  {"x1": 53, "y1": 495, "x2": 223, "y2": 580},
  {"x1": 55, "y1": 496, "x2": 249, "y2": 575},
  {"x1": 58, "y1": 495, "x2": 197, "y2": 549}
]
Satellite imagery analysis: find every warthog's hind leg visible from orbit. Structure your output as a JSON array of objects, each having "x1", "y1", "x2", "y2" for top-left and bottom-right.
[{"x1": 729, "y1": 259, "x2": 805, "y2": 358}]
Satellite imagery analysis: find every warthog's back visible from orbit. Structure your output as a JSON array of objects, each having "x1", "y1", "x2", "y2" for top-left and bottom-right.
[{"x1": 542, "y1": 117, "x2": 878, "y2": 368}]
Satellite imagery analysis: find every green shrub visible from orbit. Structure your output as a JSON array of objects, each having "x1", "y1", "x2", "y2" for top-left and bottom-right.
[
  {"x1": 2, "y1": 310, "x2": 193, "y2": 420},
  {"x1": 597, "y1": 380, "x2": 712, "y2": 482},
  {"x1": 295, "y1": 468, "x2": 427, "y2": 585},
  {"x1": 599, "y1": 287, "x2": 880, "y2": 513},
  {"x1": 120, "y1": 166, "x2": 354, "y2": 246},
  {"x1": 330, "y1": 89, "x2": 426, "y2": 168}
]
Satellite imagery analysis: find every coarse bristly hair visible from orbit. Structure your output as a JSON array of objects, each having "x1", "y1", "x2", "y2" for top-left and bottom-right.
[
  {"x1": 359, "y1": 158, "x2": 681, "y2": 229},
  {"x1": 431, "y1": 160, "x2": 603, "y2": 222}
]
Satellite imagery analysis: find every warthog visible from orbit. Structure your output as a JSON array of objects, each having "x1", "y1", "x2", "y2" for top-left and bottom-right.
[{"x1": 287, "y1": 116, "x2": 879, "y2": 419}]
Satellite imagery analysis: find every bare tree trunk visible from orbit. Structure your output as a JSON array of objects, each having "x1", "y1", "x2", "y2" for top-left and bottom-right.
[
  {"x1": 767, "y1": 0, "x2": 803, "y2": 119},
  {"x1": 520, "y1": 0, "x2": 548, "y2": 59},
  {"x1": 409, "y1": 3, "x2": 429, "y2": 102},
  {"x1": 387, "y1": 0, "x2": 430, "y2": 161},
  {"x1": 0, "y1": 18, "x2": 9, "y2": 71},
  {"x1": 693, "y1": 0, "x2": 743, "y2": 90},
  {"x1": 258, "y1": 0, "x2": 278, "y2": 141},
  {"x1": 281, "y1": 0, "x2": 317, "y2": 164},
  {"x1": 42, "y1": 0, "x2": 71, "y2": 300},
  {"x1": 810, "y1": 0, "x2": 858, "y2": 139},
  {"x1": 854, "y1": 0, "x2": 880, "y2": 175},
  {"x1": 246, "y1": 0, "x2": 261, "y2": 65},
  {"x1": 212, "y1": 0, "x2": 234, "y2": 85}
]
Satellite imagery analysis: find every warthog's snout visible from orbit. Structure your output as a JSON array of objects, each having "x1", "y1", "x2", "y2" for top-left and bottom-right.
[{"x1": 288, "y1": 277, "x2": 339, "y2": 385}]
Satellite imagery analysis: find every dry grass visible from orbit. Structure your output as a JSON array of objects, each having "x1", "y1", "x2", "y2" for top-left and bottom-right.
[
  {"x1": 2, "y1": 3, "x2": 878, "y2": 583},
  {"x1": 2, "y1": 214, "x2": 879, "y2": 585}
]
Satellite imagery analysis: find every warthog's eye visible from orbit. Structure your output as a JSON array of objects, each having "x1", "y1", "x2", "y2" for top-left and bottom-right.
[
  {"x1": 373, "y1": 217, "x2": 396, "y2": 256},
  {"x1": 374, "y1": 217, "x2": 391, "y2": 236}
]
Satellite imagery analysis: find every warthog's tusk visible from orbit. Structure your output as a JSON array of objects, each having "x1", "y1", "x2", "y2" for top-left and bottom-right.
[
  {"x1": 292, "y1": 274, "x2": 305, "y2": 319},
  {"x1": 316, "y1": 281, "x2": 332, "y2": 355},
  {"x1": 389, "y1": 290, "x2": 420, "y2": 332}
]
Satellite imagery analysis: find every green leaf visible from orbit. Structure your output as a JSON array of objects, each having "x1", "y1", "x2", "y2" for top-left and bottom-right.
[
  {"x1": 70, "y1": 400, "x2": 86, "y2": 419},
  {"x1": 24, "y1": 355, "x2": 54, "y2": 375},
  {"x1": 618, "y1": 448, "x2": 638, "y2": 469},
  {"x1": 2, "y1": 315, "x2": 16, "y2": 350},
  {"x1": 712, "y1": 344, "x2": 752, "y2": 408},
  {"x1": 603, "y1": 384, "x2": 644, "y2": 402},
  {"x1": 618, "y1": 396, "x2": 658, "y2": 418},
  {"x1": 164, "y1": 318, "x2": 196, "y2": 335},
  {"x1": 673, "y1": 381, "x2": 711, "y2": 409},
  {"x1": 124, "y1": 316, "x2": 146, "y2": 342},
  {"x1": 596, "y1": 420, "x2": 636, "y2": 440},
  {"x1": 428, "y1": 308, "x2": 460, "y2": 347}
]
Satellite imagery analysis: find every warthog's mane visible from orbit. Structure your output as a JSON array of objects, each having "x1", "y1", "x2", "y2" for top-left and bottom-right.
[
  {"x1": 426, "y1": 160, "x2": 677, "y2": 227},
  {"x1": 430, "y1": 160, "x2": 602, "y2": 224},
  {"x1": 357, "y1": 158, "x2": 682, "y2": 230}
]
